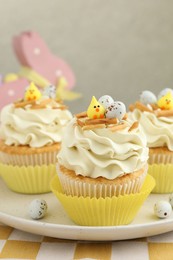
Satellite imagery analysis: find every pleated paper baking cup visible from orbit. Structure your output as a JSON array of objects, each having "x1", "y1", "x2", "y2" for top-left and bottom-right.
[
  {"x1": 0, "y1": 150, "x2": 58, "y2": 166},
  {"x1": 148, "y1": 163, "x2": 173, "y2": 193},
  {"x1": 51, "y1": 174, "x2": 155, "y2": 226},
  {"x1": 57, "y1": 166, "x2": 148, "y2": 198},
  {"x1": 0, "y1": 163, "x2": 56, "y2": 194},
  {"x1": 148, "y1": 152, "x2": 173, "y2": 164}
]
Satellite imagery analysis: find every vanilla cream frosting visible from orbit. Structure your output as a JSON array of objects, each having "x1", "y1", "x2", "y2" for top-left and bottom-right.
[
  {"x1": 0, "y1": 97, "x2": 72, "y2": 148},
  {"x1": 57, "y1": 117, "x2": 148, "y2": 179},
  {"x1": 128, "y1": 109, "x2": 173, "y2": 150}
]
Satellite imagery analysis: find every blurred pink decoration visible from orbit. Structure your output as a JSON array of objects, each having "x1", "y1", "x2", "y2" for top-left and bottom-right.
[
  {"x1": 0, "y1": 78, "x2": 29, "y2": 110},
  {"x1": 0, "y1": 31, "x2": 76, "y2": 110},
  {"x1": 13, "y1": 31, "x2": 75, "y2": 89},
  {"x1": 0, "y1": 75, "x2": 2, "y2": 86}
]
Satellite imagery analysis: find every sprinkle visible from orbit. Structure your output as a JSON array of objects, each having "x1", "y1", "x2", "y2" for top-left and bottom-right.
[
  {"x1": 77, "y1": 119, "x2": 85, "y2": 127},
  {"x1": 128, "y1": 121, "x2": 139, "y2": 132},
  {"x1": 85, "y1": 118, "x2": 118, "y2": 125},
  {"x1": 83, "y1": 124, "x2": 106, "y2": 131},
  {"x1": 75, "y1": 111, "x2": 87, "y2": 118},
  {"x1": 14, "y1": 100, "x2": 36, "y2": 108},
  {"x1": 109, "y1": 123, "x2": 128, "y2": 132},
  {"x1": 154, "y1": 109, "x2": 173, "y2": 117}
]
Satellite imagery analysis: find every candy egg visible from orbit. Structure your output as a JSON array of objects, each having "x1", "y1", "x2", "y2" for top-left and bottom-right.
[
  {"x1": 154, "y1": 200, "x2": 172, "y2": 219},
  {"x1": 29, "y1": 199, "x2": 47, "y2": 220},
  {"x1": 98, "y1": 95, "x2": 114, "y2": 109},
  {"x1": 158, "y1": 88, "x2": 173, "y2": 100},
  {"x1": 43, "y1": 85, "x2": 56, "y2": 99},
  {"x1": 106, "y1": 101, "x2": 126, "y2": 120},
  {"x1": 169, "y1": 194, "x2": 173, "y2": 207},
  {"x1": 140, "y1": 90, "x2": 157, "y2": 105}
]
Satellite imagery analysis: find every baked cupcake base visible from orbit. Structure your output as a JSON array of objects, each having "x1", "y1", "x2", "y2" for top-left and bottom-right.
[
  {"x1": 57, "y1": 164, "x2": 148, "y2": 198},
  {"x1": 148, "y1": 147, "x2": 173, "y2": 193},
  {"x1": 0, "y1": 163, "x2": 56, "y2": 194},
  {"x1": 51, "y1": 174, "x2": 155, "y2": 226},
  {"x1": 0, "y1": 140, "x2": 61, "y2": 166}
]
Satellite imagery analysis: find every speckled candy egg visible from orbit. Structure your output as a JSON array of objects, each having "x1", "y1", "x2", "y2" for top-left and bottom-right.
[
  {"x1": 43, "y1": 85, "x2": 56, "y2": 99},
  {"x1": 29, "y1": 199, "x2": 48, "y2": 220},
  {"x1": 98, "y1": 95, "x2": 114, "y2": 109},
  {"x1": 106, "y1": 101, "x2": 126, "y2": 120},
  {"x1": 158, "y1": 88, "x2": 173, "y2": 100},
  {"x1": 169, "y1": 194, "x2": 173, "y2": 208},
  {"x1": 140, "y1": 90, "x2": 157, "y2": 105},
  {"x1": 154, "y1": 200, "x2": 172, "y2": 219}
]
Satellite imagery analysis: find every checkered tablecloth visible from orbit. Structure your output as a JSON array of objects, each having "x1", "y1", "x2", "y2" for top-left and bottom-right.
[{"x1": 1, "y1": 224, "x2": 173, "y2": 259}]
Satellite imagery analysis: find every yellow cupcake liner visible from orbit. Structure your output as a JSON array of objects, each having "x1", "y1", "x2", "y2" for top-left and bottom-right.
[
  {"x1": 148, "y1": 164, "x2": 173, "y2": 193},
  {"x1": 51, "y1": 174, "x2": 155, "y2": 226},
  {"x1": 0, "y1": 163, "x2": 56, "y2": 194}
]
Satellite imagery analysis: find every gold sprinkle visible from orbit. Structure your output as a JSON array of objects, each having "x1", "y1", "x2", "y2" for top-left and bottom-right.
[
  {"x1": 82, "y1": 124, "x2": 106, "y2": 131},
  {"x1": 75, "y1": 111, "x2": 87, "y2": 118},
  {"x1": 128, "y1": 121, "x2": 139, "y2": 132},
  {"x1": 109, "y1": 123, "x2": 128, "y2": 132}
]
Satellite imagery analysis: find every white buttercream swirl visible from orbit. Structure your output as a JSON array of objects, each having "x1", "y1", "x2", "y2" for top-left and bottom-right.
[
  {"x1": 0, "y1": 98, "x2": 72, "y2": 148},
  {"x1": 128, "y1": 109, "x2": 173, "y2": 150},
  {"x1": 57, "y1": 118, "x2": 148, "y2": 179}
]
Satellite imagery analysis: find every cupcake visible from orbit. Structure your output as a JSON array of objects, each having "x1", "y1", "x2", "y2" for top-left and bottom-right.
[
  {"x1": 128, "y1": 88, "x2": 173, "y2": 193},
  {"x1": 51, "y1": 95, "x2": 155, "y2": 226},
  {"x1": 0, "y1": 82, "x2": 72, "y2": 194}
]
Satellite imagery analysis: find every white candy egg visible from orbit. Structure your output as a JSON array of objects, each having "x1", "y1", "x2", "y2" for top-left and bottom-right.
[
  {"x1": 29, "y1": 199, "x2": 48, "y2": 220},
  {"x1": 169, "y1": 194, "x2": 173, "y2": 207},
  {"x1": 154, "y1": 200, "x2": 172, "y2": 219},
  {"x1": 106, "y1": 101, "x2": 126, "y2": 120},
  {"x1": 140, "y1": 90, "x2": 157, "y2": 105},
  {"x1": 43, "y1": 85, "x2": 56, "y2": 99},
  {"x1": 158, "y1": 88, "x2": 173, "y2": 100},
  {"x1": 98, "y1": 95, "x2": 114, "y2": 109}
]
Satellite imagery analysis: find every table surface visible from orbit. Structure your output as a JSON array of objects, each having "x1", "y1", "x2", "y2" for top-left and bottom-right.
[{"x1": 1, "y1": 223, "x2": 173, "y2": 259}]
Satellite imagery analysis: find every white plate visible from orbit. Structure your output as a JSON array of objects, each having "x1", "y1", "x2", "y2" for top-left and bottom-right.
[{"x1": 0, "y1": 177, "x2": 173, "y2": 241}]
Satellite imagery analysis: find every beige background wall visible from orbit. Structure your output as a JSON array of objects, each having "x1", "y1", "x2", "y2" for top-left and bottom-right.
[{"x1": 0, "y1": 0, "x2": 173, "y2": 113}]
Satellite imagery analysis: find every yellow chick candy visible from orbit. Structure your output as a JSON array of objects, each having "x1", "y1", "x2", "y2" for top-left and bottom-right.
[
  {"x1": 157, "y1": 92, "x2": 173, "y2": 110},
  {"x1": 24, "y1": 82, "x2": 42, "y2": 101},
  {"x1": 87, "y1": 96, "x2": 105, "y2": 119}
]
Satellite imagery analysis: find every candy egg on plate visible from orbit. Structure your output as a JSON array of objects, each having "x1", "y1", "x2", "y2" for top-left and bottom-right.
[
  {"x1": 154, "y1": 200, "x2": 172, "y2": 219},
  {"x1": 29, "y1": 199, "x2": 48, "y2": 220}
]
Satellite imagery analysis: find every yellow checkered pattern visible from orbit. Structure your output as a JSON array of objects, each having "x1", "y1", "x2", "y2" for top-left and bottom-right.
[{"x1": 0, "y1": 224, "x2": 173, "y2": 259}]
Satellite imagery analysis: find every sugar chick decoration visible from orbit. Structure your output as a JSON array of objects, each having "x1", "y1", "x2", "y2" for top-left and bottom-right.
[
  {"x1": 106, "y1": 101, "x2": 126, "y2": 121},
  {"x1": 157, "y1": 91, "x2": 173, "y2": 110},
  {"x1": 24, "y1": 82, "x2": 42, "y2": 101},
  {"x1": 140, "y1": 90, "x2": 157, "y2": 105},
  {"x1": 98, "y1": 95, "x2": 114, "y2": 109},
  {"x1": 87, "y1": 96, "x2": 105, "y2": 119}
]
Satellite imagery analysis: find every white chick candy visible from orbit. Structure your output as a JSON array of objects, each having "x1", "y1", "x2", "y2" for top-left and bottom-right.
[
  {"x1": 157, "y1": 88, "x2": 173, "y2": 100},
  {"x1": 106, "y1": 101, "x2": 126, "y2": 121},
  {"x1": 140, "y1": 90, "x2": 157, "y2": 105},
  {"x1": 98, "y1": 95, "x2": 114, "y2": 109},
  {"x1": 154, "y1": 200, "x2": 172, "y2": 219},
  {"x1": 29, "y1": 199, "x2": 48, "y2": 220}
]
